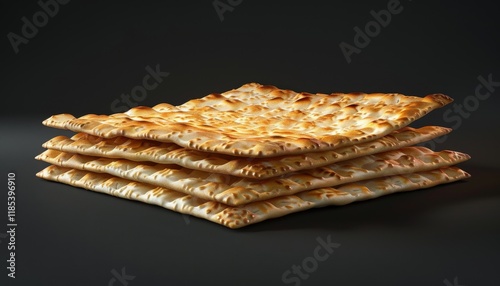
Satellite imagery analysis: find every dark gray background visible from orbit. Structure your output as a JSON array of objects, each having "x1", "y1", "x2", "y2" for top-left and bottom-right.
[{"x1": 1, "y1": 1, "x2": 499, "y2": 285}]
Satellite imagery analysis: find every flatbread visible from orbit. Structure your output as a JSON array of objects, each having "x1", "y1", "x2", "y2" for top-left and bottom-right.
[
  {"x1": 42, "y1": 126, "x2": 451, "y2": 179},
  {"x1": 42, "y1": 83, "x2": 453, "y2": 157},
  {"x1": 36, "y1": 165, "x2": 470, "y2": 228},
  {"x1": 36, "y1": 147, "x2": 470, "y2": 206}
]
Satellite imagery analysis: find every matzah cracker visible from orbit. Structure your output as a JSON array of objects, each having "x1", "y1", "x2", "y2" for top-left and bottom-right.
[
  {"x1": 42, "y1": 83, "x2": 453, "y2": 157},
  {"x1": 36, "y1": 165, "x2": 470, "y2": 229},
  {"x1": 36, "y1": 147, "x2": 469, "y2": 206},
  {"x1": 42, "y1": 126, "x2": 451, "y2": 179}
]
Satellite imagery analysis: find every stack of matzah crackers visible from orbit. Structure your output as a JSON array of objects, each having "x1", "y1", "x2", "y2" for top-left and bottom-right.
[{"x1": 36, "y1": 83, "x2": 470, "y2": 228}]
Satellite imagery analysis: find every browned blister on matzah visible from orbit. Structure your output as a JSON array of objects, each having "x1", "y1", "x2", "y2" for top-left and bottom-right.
[
  {"x1": 36, "y1": 165, "x2": 470, "y2": 228},
  {"x1": 42, "y1": 83, "x2": 453, "y2": 157},
  {"x1": 42, "y1": 126, "x2": 451, "y2": 179},
  {"x1": 36, "y1": 146, "x2": 470, "y2": 206}
]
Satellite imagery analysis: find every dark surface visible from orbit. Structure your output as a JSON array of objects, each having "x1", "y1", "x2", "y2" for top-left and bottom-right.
[{"x1": 1, "y1": 1, "x2": 500, "y2": 285}]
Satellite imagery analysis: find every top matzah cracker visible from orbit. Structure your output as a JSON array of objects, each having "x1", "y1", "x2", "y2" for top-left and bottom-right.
[{"x1": 43, "y1": 83, "x2": 453, "y2": 157}]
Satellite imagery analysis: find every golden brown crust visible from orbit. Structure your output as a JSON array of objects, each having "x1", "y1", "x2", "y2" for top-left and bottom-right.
[
  {"x1": 36, "y1": 146, "x2": 470, "y2": 206},
  {"x1": 42, "y1": 126, "x2": 451, "y2": 179},
  {"x1": 36, "y1": 165, "x2": 470, "y2": 228},
  {"x1": 42, "y1": 83, "x2": 453, "y2": 157}
]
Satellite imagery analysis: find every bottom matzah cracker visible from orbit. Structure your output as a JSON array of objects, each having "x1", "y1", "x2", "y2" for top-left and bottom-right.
[
  {"x1": 36, "y1": 165, "x2": 470, "y2": 229},
  {"x1": 35, "y1": 147, "x2": 470, "y2": 206}
]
